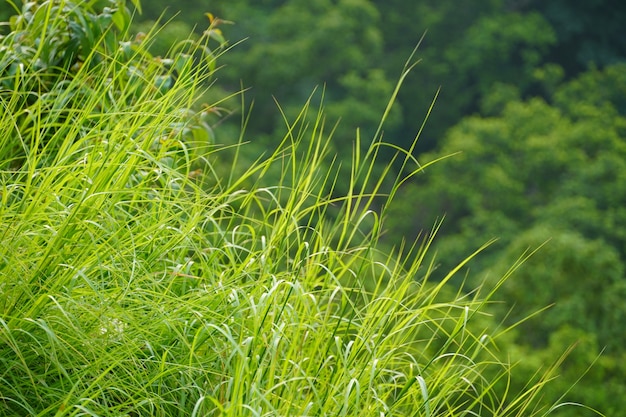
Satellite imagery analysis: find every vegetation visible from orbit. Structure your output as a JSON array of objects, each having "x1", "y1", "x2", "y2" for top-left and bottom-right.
[
  {"x1": 0, "y1": 0, "x2": 598, "y2": 416},
  {"x1": 129, "y1": 1, "x2": 622, "y2": 414},
  {"x1": 385, "y1": 63, "x2": 626, "y2": 414}
]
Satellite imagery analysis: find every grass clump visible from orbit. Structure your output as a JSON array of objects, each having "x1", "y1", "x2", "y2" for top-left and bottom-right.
[{"x1": 0, "y1": 1, "x2": 589, "y2": 416}]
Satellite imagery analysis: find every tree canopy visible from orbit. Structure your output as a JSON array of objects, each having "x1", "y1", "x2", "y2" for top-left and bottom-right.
[{"x1": 384, "y1": 64, "x2": 626, "y2": 413}]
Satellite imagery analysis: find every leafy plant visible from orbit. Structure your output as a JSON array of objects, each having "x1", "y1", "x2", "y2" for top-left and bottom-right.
[{"x1": 0, "y1": 0, "x2": 221, "y2": 170}]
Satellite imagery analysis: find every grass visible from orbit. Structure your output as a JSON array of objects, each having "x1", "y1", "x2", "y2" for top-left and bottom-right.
[{"x1": 0, "y1": 1, "x2": 592, "y2": 416}]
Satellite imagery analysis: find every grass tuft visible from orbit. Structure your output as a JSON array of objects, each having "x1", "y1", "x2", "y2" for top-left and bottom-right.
[{"x1": 0, "y1": 1, "x2": 592, "y2": 416}]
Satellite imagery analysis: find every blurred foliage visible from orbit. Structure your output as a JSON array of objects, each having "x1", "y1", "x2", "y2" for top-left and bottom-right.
[
  {"x1": 216, "y1": 0, "x2": 401, "y2": 154},
  {"x1": 384, "y1": 64, "x2": 626, "y2": 413},
  {"x1": 517, "y1": 0, "x2": 626, "y2": 73},
  {"x1": 374, "y1": 0, "x2": 557, "y2": 152},
  {"x1": 5, "y1": 0, "x2": 626, "y2": 155}
]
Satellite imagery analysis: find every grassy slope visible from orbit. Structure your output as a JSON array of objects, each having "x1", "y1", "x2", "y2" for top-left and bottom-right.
[{"x1": 0, "y1": 1, "x2": 592, "y2": 416}]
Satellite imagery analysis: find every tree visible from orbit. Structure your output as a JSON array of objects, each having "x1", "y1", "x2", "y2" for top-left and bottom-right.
[
  {"x1": 211, "y1": 0, "x2": 400, "y2": 152},
  {"x1": 518, "y1": 0, "x2": 626, "y2": 74},
  {"x1": 383, "y1": 63, "x2": 626, "y2": 414},
  {"x1": 371, "y1": 0, "x2": 557, "y2": 153}
]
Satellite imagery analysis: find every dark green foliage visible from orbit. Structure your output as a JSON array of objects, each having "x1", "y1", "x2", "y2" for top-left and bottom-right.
[
  {"x1": 131, "y1": 0, "x2": 626, "y2": 157},
  {"x1": 371, "y1": 0, "x2": 558, "y2": 153},
  {"x1": 215, "y1": 0, "x2": 400, "y2": 150},
  {"x1": 384, "y1": 65, "x2": 626, "y2": 413},
  {"x1": 518, "y1": 0, "x2": 626, "y2": 73}
]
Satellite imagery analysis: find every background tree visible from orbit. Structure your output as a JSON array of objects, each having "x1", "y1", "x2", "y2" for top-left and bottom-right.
[
  {"x1": 516, "y1": 0, "x2": 626, "y2": 74},
  {"x1": 372, "y1": 0, "x2": 558, "y2": 153},
  {"x1": 384, "y1": 64, "x2": 626, "y2": 413},
  {"x1": 214, "y1": 0, "x2": 401, "y2": 154},
  {"x1": 124, "y1": 0, "x2": 626, "y2": 156}
]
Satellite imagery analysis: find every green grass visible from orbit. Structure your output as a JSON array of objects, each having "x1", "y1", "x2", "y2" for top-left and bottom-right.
[{"x1": 0, "y1": 1, "x2": 594, "y2": 416}]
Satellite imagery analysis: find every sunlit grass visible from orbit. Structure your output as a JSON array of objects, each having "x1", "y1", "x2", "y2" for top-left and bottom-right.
[{"x1": 0, "y1": 1, "x2": 594, "y2": 416}]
